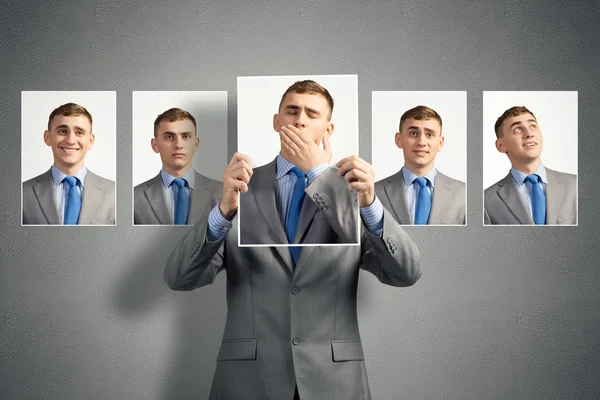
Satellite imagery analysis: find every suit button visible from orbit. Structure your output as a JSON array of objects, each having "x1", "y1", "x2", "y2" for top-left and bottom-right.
[
  {"x1": 313, "y1": 193, "x2": 320, "y2": 199},
  {"x1": 291, "y1": 287, "x2": 300, "y2": 295},
  {"x1": 322, "y1": 206, "x2": 328, "y2": 211},
  {"x1": 292, "y1": 337, "x2": 301, "y2": 346}
]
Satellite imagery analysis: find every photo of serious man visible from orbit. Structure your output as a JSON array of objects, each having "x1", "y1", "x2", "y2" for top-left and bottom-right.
[
  {"x1": 134, "y1": 108, "x2": 221, "y2": 225},
  {"x1": 375, "y1": 105, "x2": 466, "y2": 225},
  {"x1": 484, "y1": 104, "x2": 577, "y2": 225},
  {"x1": 22, "y1": 102, "x2": 116, "y2": 225},
  {"x1": 164, "y1": 78, "x2": 421, "y2": 400}
]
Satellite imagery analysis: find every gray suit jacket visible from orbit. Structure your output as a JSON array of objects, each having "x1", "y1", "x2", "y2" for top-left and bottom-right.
[
  {"x1": 239, "y1": 159, "x2": 359, "y2": 245},
  {"x1": 375, "y1": 168, "x2": 466, "y2": 225},
  {"x1": 133, "y1": 171, "x2": 221, "y2": 225},
  {"x1": 164, "y1": 164, "x2": 421, "y2": 400},
  {"x1": 22, "y1": 168, "x2": 115, "y2": 225},
  {"x1": 484, "y1": 168, "x2": 577, "y2": 225}
]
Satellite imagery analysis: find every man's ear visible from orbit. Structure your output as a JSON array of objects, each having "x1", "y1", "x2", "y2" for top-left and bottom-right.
[
  {"x1": 273, "y1": 113, "x2": 280, "y2": 132},
  {"x1": 325, "y1": 122, "x2": 334, "y2": 139},
  {"x1": 151, "y1": 138, "x2": 160, "y2": 154},
  {"x1": 87, "y1": 133, "x2": 95, "y2": 150},
  {"x1": 495, "y1": 138, "x2": 506, "y2": 153},
  {"x1": 395, "y1": 131, "x2": 403, "y2": 149},
  {"x1": 437, "y1": 135, "x2": 445, "y2": 152},
  {"x1": 43, "y1": 130, "x2": 51, "y2": 146}
]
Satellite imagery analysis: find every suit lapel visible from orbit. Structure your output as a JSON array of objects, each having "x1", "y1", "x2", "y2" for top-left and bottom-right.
[
  {"x1": 293, "y1": 244, "x2": 316, "y2": 277},
  {"x1": 429, "y1": 172, "x2": 450, "y2": 225},
  {"x1": 143, "y1": 174, "x2": 172, "y2": 224},
  {"x1": 545, "y1": 168, "x2": 563, "y2": 225},
  {"x1": 497, "y1": 173, "x2": 533, "y2": 224},
  {"x1": 78, "y1": 171, "x2": 103, "y2": 224},
  {"x1": 271, "y1": 246, "x2": 295, "y2": 274},
  {"x1": 384, "y1": 170, "x2": 412, "y2": 224},
  {"x1": 293, "y1": 194, "x2": 319, "y2": 244},
  {"x1": 187, "y1": 172, "x2": 212, "y2": 224},
  {"x1": 251, "y1": 159, "x2": 288, "y2": 243},
  {"x1": 32, "y1": 168, "x2": 60, "y2": 224}
]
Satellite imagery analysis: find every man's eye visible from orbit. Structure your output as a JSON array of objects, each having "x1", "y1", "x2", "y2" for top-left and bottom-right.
[
  {"x1": 515, "y1": 127, "x2": 522, "y2": 133},
  {"x1": 59, "y1": 129, "x2": 67, "y2": 134},
  {"x1": 530, "y1": 125, "x2": 537, "y2": 130},
  {"x1": 409, "y1": 132, "x2": 417, "y2": 136},
  {"x1": 166, "y1": 135, "x2": 173, "y2": 139},
  {"x1": 427, "y1": 133, "x2": 433, "y2": 138}
]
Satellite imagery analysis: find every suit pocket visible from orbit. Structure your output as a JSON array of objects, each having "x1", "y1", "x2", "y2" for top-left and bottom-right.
[
  {"x1": 216, "y1": 338, "x2": 257, "y2": 361},
  {"x1": 331, "y1": 339, "x2": 364, "y2": 361}
]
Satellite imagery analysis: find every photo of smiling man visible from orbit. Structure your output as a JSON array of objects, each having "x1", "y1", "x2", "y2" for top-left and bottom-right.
[
  {"x1": 22, "y1": 92, "x2": 116, "y2": 225},
  {"x1": 483, "y1": 91, "x2": 578, "y2": 225},
  {"x1": 372, "y1": 92, "x2": 467, "y2": 226},
  {"x1": 132, "y1": 91, "x2": 227, "y2": 225}
]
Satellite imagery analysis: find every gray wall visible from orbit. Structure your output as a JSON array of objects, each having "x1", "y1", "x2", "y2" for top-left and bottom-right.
[{"x1": 2, "y1": 1, "x2": 599, "y2": 399}]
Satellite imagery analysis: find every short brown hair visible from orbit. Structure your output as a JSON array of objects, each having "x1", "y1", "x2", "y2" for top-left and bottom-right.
[
  {"x1": 48, "y1": 103, "x2": 93, "y2": 131},
  {"x1": 279, "y1": 80, "x2": 334, "y2": 120},
  {"x1": 399, "y1": 105, "x2": 442, "y2": 132},
  {"x1": 494, "y1": 106, "x2": 537, "y2": 138},
  {"x1": 154, "y1": 108, "x2": 197, "y2": 137}
]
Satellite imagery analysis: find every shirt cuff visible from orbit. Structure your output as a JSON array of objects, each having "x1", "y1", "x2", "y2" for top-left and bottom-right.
[
  {"x1": 360, "y1": 196, "x2": 384, "y2": 236},
  {"x1": 206, "y1": 202, "x2": 234, "y2": 241},
  {"x1": 306, "y1": 163, "x2": 330, "y2": 186}
]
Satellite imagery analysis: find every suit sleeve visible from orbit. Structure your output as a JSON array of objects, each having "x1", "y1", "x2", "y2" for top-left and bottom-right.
[
  {"x1": 360, "y1": 207, "x2": 421, "y2": 287},
  {"x1": 163, "y1": 215, "x2": 227, "y2": 291},
  {"x1": 304, "y1": 167, "x2": 359, "y2": 243}
]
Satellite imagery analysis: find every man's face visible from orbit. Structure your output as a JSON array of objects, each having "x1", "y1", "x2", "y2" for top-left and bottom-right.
[
  {"x1": 495, "y1": 113, "x2": 543, "y2": 165},
  {"x1": 44, "y1": 114, "x2": 95, "y2": 171},
  {"x1": 151, "y1": 119, "x2": 199, "y2": 174},
  {"x1": 273, "y1": 92, "x2": 334, "y2": 145},
  {"x1": 395, "y1": 118, "x2": 444, "y2": 172}
]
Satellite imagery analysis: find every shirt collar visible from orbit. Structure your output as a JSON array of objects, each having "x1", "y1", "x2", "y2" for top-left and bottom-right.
[
  {"x1": 402, "y1": 166, "x2": 437, "y2": 188},
  {"x1": 276, "y1": 153, "x2": 296, "y2": 180},
  {"x1": 511, "y1": 163, "x2": 548, "y2": 186},
  {"x1": 161, "y1": 168, "x2": 196, "y2": 189},
  {"x1": 52, "y1": 164, "x2": 87, "y2": 188}
]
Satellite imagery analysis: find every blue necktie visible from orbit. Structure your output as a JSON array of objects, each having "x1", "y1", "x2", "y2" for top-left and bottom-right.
[
  {"x1": 63, "y1": 176, "x2": 81, "y2": 225},
  {"x1": 172, "y1": 178, "x2": 190, "y2": 225},
  {"x1": 286, "y1": 167, "x2": 306, "y2": 265},
  {"x1": 413, "y1": 177, "x2": 431, "y2": 225},
  {"x1": 525, "y1": 174, "x2": 546, "y2": 225}
]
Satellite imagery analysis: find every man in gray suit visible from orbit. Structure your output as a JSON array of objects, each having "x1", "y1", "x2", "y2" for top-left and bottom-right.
[
  {"x1": 484, "y1": 106, "x2": 577, "y2": 225},
  {"x1": 22, "y1": 103, "x2": 115, "y2": 225},
  {"x1": 134, "y1": 108, "x2": 221, "y2": 225},
  {"x1": 375, "y1": 105, "x2": 466, "y2": 225},
  {"x1": 164, "y1": 80, "x2": 421, "y2": 399}
]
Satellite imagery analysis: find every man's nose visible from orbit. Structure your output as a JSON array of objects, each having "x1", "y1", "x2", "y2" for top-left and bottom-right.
[
  {"x1": 524, "y1": 127, "x2": 535, "y2": 138},
  {"x1": 294, "y1": 112, "x2": 307, "y2": 129},
  {"x1": 66, "y1": 130, "x2": 77, "y2": 143},
  {"x1": 417, "y1": 133, "x2": 427, "y2": 145}
]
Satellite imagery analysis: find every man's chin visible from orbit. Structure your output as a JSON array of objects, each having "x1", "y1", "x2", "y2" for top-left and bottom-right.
[{"x1": 167, "y1": 161, "x2": 192, "y2": 171}]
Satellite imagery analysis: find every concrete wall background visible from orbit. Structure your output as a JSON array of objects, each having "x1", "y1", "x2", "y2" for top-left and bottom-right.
[{"x1": 1, "y1": 1, "x2": 599, "y2": 399}]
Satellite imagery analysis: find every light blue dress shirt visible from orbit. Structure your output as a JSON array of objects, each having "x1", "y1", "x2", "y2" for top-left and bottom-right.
[
  {"x1": 51, "y1": 164, "x2": 87, "y2": 224},
  {"x1": 207, "y1": 154, "x2": 384, "y2": 241},
  {"x1": 402, "y1": 166, "x2": 436, "y2": 224},
  {"x1": 510, "y1": 163, "x2": 548, "y2": 220},
  {"x1": 160, "y1": 168, "x2": 196, "y2": 223}
]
